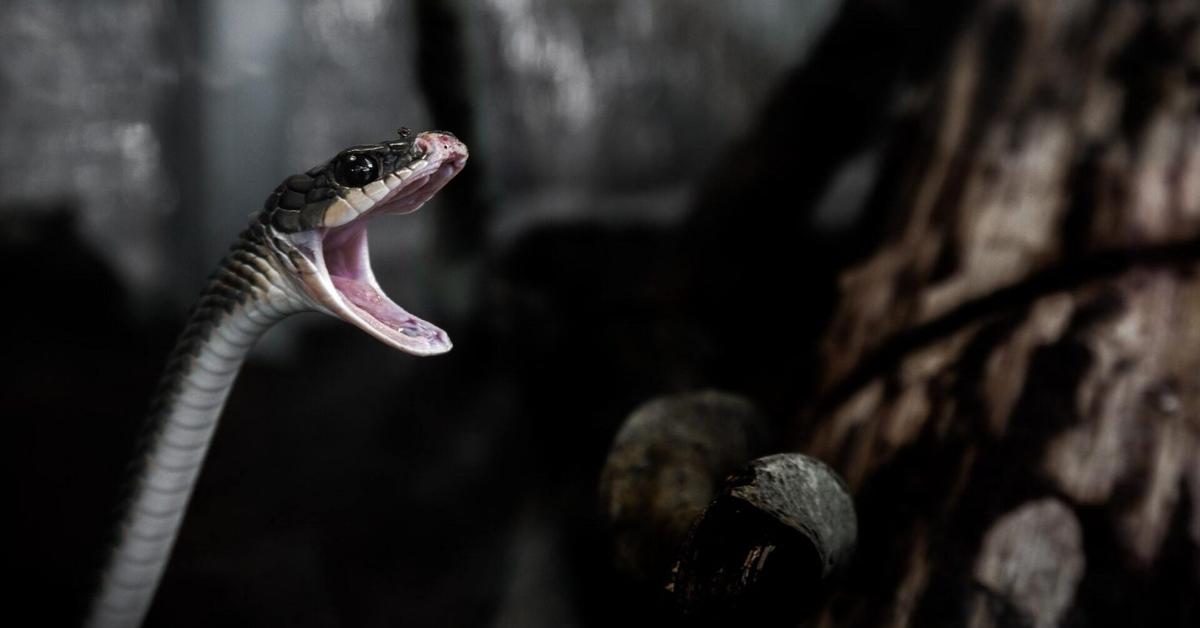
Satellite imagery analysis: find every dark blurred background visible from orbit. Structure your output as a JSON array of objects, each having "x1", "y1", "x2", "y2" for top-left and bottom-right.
[{"x1": 2, "y1": 1, "x2": 845, "y2": 626}]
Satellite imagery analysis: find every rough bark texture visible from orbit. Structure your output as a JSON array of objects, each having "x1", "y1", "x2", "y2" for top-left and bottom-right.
[{"x1": 796, "y1": 0, "x2": 1200, "y2": 626}]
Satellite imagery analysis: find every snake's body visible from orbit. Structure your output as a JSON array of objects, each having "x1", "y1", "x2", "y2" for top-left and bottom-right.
[{"x1": 84, "y1": 131, "x2": 467, "y2": 628}]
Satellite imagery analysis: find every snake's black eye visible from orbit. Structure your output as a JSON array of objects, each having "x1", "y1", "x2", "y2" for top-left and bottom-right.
[{"x1": 334, "y1": 154, "x2": 380, "y2": 187}]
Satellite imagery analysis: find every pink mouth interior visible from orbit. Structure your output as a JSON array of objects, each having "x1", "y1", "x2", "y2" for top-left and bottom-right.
[{"x1": 320, "y1": 162, "x2": 464, "y2": 349}]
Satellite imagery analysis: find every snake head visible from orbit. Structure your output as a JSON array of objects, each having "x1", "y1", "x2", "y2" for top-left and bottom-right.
[{"x1": 258, "y1": 130, "x2": 468, "y2": 355}]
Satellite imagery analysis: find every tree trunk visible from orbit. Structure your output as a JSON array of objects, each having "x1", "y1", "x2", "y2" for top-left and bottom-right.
[{"x1": 793, "y1": 0, "x2": 1200, "y2": 625}]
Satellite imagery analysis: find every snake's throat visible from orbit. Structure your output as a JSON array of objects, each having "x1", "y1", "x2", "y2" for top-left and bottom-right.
[{"x1": 309, "y1": 135, "x2": 466, "y2": 355}]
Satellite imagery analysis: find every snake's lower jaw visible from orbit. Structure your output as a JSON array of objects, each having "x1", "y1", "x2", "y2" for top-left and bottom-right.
[
  {"x1": 318, "y1": 277, "x2": 453, "y2": 355},
  {"x1": 294, "y1": 132, "x2": 466, "y2": 356}
]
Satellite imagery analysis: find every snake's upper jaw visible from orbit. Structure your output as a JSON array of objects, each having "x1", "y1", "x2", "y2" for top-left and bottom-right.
[{"x1": 294, "y1": 132, "x2": 467, "y2": 356}]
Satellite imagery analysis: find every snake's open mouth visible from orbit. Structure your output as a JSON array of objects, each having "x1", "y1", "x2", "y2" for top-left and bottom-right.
[{"x1": 303, "y1": 132, "x2": 467, "y2": 355}]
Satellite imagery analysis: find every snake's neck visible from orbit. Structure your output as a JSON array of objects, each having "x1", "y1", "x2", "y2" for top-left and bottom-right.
[{"x1": 85, "y1": 233, "x2": 305, "y2": 628}]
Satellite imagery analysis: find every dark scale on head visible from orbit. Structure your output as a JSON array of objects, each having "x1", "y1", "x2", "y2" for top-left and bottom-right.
[
  {"x1": 285, "y1": 174, "x2": 313, "y2": 193},
  {"x1": 278, "y1": 189, "x2": 306, "y2": 210}
]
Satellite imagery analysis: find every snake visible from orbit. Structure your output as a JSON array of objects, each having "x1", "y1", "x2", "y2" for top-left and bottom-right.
[{"x1": 83, "y1": 129, "x2": 468, "y2": 628}]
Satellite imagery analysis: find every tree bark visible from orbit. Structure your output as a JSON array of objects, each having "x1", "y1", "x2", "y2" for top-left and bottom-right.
[{"x1": 792, "y1": 0, "x2": 1200, "y2": 625}]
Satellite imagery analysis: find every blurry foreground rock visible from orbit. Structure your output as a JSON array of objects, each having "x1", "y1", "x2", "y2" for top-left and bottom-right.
[
  {"x1": 600, "y1": 392, "x2": 857, "y2": 626},
  {"x1": 672, "y1": 453, "x2": 856, "y2": 626},
  {"x1": 599, "y1": 392, "x2": 768, "y2": 586}
]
